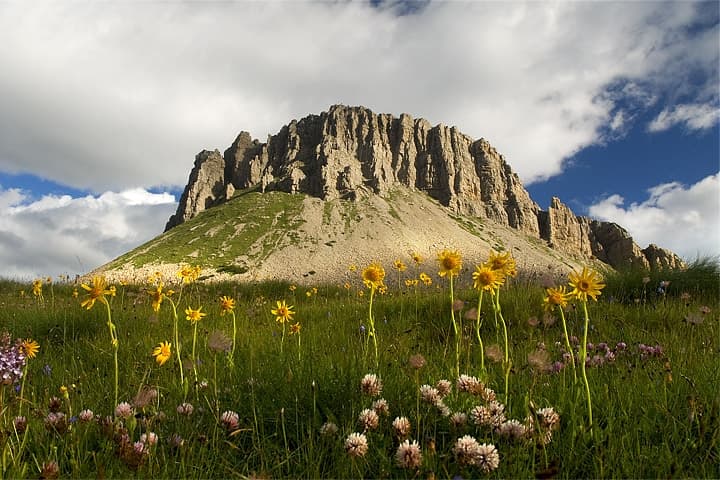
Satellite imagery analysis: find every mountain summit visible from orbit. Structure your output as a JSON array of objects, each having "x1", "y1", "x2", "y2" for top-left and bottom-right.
[{"x1": 98, "y1": 105, "x2": 682, "y2": 283}]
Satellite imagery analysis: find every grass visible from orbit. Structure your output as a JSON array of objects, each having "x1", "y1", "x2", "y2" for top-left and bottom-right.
[{"x1": 0, "y1": 257, "x2": 718, "y2": 478}]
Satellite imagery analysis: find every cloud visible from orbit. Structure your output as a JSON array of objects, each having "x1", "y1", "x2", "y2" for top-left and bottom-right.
[
  {"x1": 588, "y1": 174, "x2": 720, "y2": 261},
  {"x1": 647, "y1": 103, "x2": 720, "y2": 133},
  {"x1": 0, "y1": 187, "x2": 177, "y2": 280},
  {"x1": 0, "y1": 1, "x2": 717, "y2": 190}
]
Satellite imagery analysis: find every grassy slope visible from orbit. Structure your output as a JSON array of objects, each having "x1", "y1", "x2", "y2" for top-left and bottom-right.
[{"x1": 0, "y1": 262, "x2": 718, "y2": 478}]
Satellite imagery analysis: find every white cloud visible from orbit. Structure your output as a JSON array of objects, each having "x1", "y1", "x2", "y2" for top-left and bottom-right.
[
  {"x1": 0, "y1": 188, "x2": 177, "y2": 280},
  {"x1": 647, "y1": 103, "x2": 720, "y2": 133},
  {"x1": 0, "y1": 1, "x2": 716, "y2": 190},
  {"x1": 588, "y1": 174, "x2": 720, "y2": 261}
]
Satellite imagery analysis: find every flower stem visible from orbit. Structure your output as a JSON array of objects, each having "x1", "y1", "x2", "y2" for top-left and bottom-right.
[
  {"x1": 230, "y1": 310, "x2": 237, "y2": 365},
  {"x1": 557, "y1": 306, "x2": 577, "y2": 383},
  {"x1": 475, "y1": 290, "x2": 485, "y2": 373},
  {"x1": 103, "y1": 298, "x2": 119, "y2": 408},
  {"x1": 167, "y1": 298, "x2": 184, "y2": 387},
  {"x1": 580, "y1": 301, "x2": 594, "y2": 430},
  {"x1": 368, "y1": 287, "x2": 378, "y2": 369},
  {"x1": 449, "y1": 275, "x2": 460, "y2": 379},
  {"x1": 494, "y1": 290, "x2": 511, "y2": 406}
]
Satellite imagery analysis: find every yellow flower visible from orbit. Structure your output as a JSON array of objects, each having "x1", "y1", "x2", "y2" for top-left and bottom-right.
[
  {"x1": 344, "y1": 282, "x2": 351, "y2": 290},
  {"x1": 544, "y1": 286, "x2": 571, "y2": 311},
  {"x1": 72, "y1": 288, "x2": 78, "y2": 298},
  {"x1": 45, "y1": 276, "x2": 52, "y2": 284},
  {"x1": 185, "y1": 306, "x2": 207, "y2": 324},
  {"x1": 486, "y1": 250, "x2": 517, "y2": 278},
  {"x1": 20, "y1": 339, "x2": 40, "y2": 359},
  {"x1": 177, "y1": 264, "x2": 200, "y2": 284},
  {"x1": 378, "y1": 284, "x2": 388, "y2": 295},
  {"x1": 289, "y1": 322, "x2": 302, "y2": 335},
  {"x1": 19, "y1": 290, "x2": 25, "y2": 297},
  {"x1": 419, "y1": 272, "x2": 432, "y2": 286},
  {"x1": 289, "y1": 285, "x2": 297, "y2": 292},
  {"x1": 305, "y1": 290, "x2": 313, "y2": 298},
  {"x1": 108, "y1": 285, "x2": 117, "y2": 297},
  {"x1": 437, "y1": 249, "x2": 462, "y2": 278},
  {"x1": 80, "y1": 276, "x2": 112, "y2": 310},
  {"x1": 32, "y1": 280, "x2": 43, "y2": 297},
  {"x1": 568, "y1": 267, "x2": 605, "y2": 302},
  {"x1": 472, "y1": 265, "x2": 505, "y2": 293},
  {"x1": 219, "y1": 295, "x2": 235, "y2": 315},
  {"x1": 405, "y1": 278, "x2": 418, "y2": 287},
  {"x1": 147, "y1": 283, "x2": 173, "y2": 313},
  {"x1": 152, "y1": 341, "x2": 172, "y2": 366},
  {"x1": 393, "y1": 260, "x2": 407, "y2": 272},
  {"x1": 349, "y1": 264, "x2": 358, "y2": 272},
  {"x1": 312, "y1": 287, "x2": 318, "y2": 294},
  {"x1": 362, "y1": 262, "x2": 386, "y2": 290},
  {"x1": 411, "y1": 252, "x2": 424, "y2": 265},
  {"x1": 271, "y1": 300, "x2": 295, "y2": 324}
]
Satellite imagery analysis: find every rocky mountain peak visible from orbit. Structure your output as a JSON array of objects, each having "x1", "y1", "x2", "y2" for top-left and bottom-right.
[{"x1": 165, "y1": 105, "x2": 684, "y2": 271}]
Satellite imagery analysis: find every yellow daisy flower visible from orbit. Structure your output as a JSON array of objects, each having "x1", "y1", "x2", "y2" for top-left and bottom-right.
[
  {"x1": 289, "y1": 322, "x2": 302, "y2": 335},
  {"x1": 362, "y1": 262, "x2": 386, "y2": 290},
  {"x1": 568, "y1": 267, "x2": 605, "y2": 302},
  {"x1": 152, "y1": 341, "x2": 172, "y2": 366},
  {"x1": 271, "y1": 300, "x2": 295, "y2": 324},
  {"x1": 20, "y1": 339, "x2": 40, "y2": 359},
  {"x1": 419, "y1": 272, "x2": 432, "y2": 286},
  {"x1": 544, "y1": 286, "x2": 571, "y2": 311},
  {"x1": 80, "y1": 276, "x2": 112, "y2": 310},
  {"x1": 411, "y1": 252, "x2": 424, "y2": 265},
  {"x1": 486, "y1": 250, "x2": 517, "y2": 278},
  {"x1": 148, "y1": 283, "x2": 173, "y2": 313},
  {"x1": 437, "y1": 249, "x2": 462, "y2": 278},
  {"x1": 393, "y1": 260, "x2": 407, "y2": 272},
  {"x1": 185, "y1": 306, "x2": 207, "y2": 324},
  {"x1": 219, "y1": 295, "x2": 235, "y2": 316},
  {"x1": 32, "y1": 280, "x2": 43, "y2": 297},
  {"x1": 472, "y1": 265, "x2": 505, "y2": 293}
]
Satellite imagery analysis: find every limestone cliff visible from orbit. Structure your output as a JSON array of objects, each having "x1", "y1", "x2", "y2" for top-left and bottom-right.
[{"x1": 166, "y1": 105, "x2": 683, "y2": 271}]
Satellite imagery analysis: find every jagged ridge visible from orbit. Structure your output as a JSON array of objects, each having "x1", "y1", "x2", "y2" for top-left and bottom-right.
[{"x1": 166, "y1": 105, "x2": 682, "y2": 270}]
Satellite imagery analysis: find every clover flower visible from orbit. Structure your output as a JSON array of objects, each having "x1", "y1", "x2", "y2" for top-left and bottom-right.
[
  {"x1": 115, "y1": 402, "x2": 134, "y2": 419},
  {"x1": 372, "y1": 398, "x2": 390, "y2": 416},
  {"x1": 345, "y1": 432, "x2": 369, "y2": 458},
  {"x1": 435, "y1": 379, "x2": 452, "y2": 398},
  {"x1": 498, "y1": 419, "x2": 527, "y2": 440},
  {"x1": 392, "y1": 416, "x2": 412, "y2": 438},
  {"x1": 453, "y1": 435, "x2": 482, "y2": 466},
  {"x1": 395, "y1": 439, "x2": 423, "y2": 469},
  {"x1": 13, "y1": 416, "x2": 27, "y2": 434},
  {"x1": 0, "y1": 333, "x2": 26, "y2": 385},
  {"x1": 450, "y1": 412, "x2": 468, "y2": 429},
  {"x1": 358, "y1": 408, "x2": 380, "y2": 431},
  {"x1": 177, "y1": 402, "x2": 194, "y2": 416},
  {"x1": 476, "y1": 443, "x2": 500, "y2": 473},
  {"x1": 78, "y1": 409, "x2": 94, "y2": 423},
  {"x1": 220, "y1": 410, "x2": 240, "y2": 431},
  {"x1": 360, "y1": 373, "x2": 383, "y2": 397},
  {"x1": 319, "y1": 422, "x2": 339, "y2": 436}
]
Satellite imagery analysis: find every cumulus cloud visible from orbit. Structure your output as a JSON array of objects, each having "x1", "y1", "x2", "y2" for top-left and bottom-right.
[
  {"x1": 588, "y1": 174, "x2": 720, "y2": 261},
  {"x1": 647, "y1": 103, "x2": 720, "y2": 133},
  {"x1": 0, "y1": 187, "x2": 176, "y2": 280},
  {"x1": 0, "y1": 1, "x2": 717, "y2": 190}
]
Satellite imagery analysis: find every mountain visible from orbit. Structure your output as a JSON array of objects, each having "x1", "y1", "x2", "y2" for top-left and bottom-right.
[{"x1": 97, "y1": 105, "x2": 683, "y2": 283}]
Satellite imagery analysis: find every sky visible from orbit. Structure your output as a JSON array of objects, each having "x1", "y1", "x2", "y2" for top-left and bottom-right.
[{"x1": 0, "y1": 0, "x2": 718, "y2": 280}]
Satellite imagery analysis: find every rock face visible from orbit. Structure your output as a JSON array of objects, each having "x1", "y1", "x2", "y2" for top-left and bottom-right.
[{"x1": 167, "y1": 105, "x2": 684, "y2": 271}]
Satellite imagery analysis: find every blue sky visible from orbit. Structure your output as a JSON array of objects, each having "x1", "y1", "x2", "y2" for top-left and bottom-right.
[{"x1": 0, "y1": 0, "x2": 718, "y2": 279}]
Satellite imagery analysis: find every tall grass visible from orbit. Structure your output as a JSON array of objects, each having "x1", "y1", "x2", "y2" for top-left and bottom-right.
[{"x1": 0, "y1": 258, "x2": 718, "y2": 478}]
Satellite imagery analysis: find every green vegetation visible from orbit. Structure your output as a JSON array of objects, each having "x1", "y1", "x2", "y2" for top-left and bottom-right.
[
  {"x1": 107, "y1": 190, "x2": 305, "y2": 271},
  {"x1": 0, "y1": 257, "x2": 718, "y2": 478}
]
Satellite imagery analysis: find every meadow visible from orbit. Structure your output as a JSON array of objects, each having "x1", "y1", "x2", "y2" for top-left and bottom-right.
[{"x1": 0, "y1": 253, "x2": 718, "y2": 479}]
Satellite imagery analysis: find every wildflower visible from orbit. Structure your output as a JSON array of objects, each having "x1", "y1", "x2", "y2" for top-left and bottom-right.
[
  {"x1": 405, "y1": 278, "x2": 418, "y2": 287},
  {"x1": 358, "y1": 408, "x2": 380, "y2": 431},
  {"x1": 177, "y1": 402, "x2": 194, "y2": 416},
  {"x1": 419, "y1": 272, "x2": 432, "y2": 286},
  {"x1": 344, "y1": 282, "x2": 351, "y2": 290},
  {"x1": 372, "y1": 398, "x2": 390, "y2": 416},
  {"x1": 152, "y1": 341, "x2": 172, "y2": 366},
  {"x1": 1, "y1": 333, "x2": 26, "y2": 385},
  {"x1": 133, "y1": 387, "x2": 158, "y2": 409},
  {"x1": 436, "y1": 379, "x2": 452, "y2": 398},
  {"x1": 360, "y1": 373, "x2": 383, "y2": 397},
  {"x1": 345, "y1": 432, "x2": 369, "y2": 458},
  {"x1": 456, "y1": 374, "x2": 481, "y2": 394},
  {"x1": 348, "y1": 264, "x2": 358, "y2": 272},
  {"x1": 185, "y1": 306, "x2": 206, "y2": 324},
  {"x1": 108, "y1": 285, "x2": 117, "y2": 297},
  {"x1": 319, "y1": 422, "x2": 339, "y2": 436},
  {"x1": 305, "y1": 290, "x2": 313, "y2": 298},
  {"x1": 437, "y1": 249, "x2": 462, "y2": 277},
  {"x1": 44, "y1": 412, "x2": 68, "y2": 433},
  {"x1": 13, "y1": 416, "x2": 27, "y2": 433},
  {"x1": 177, "y1": 264, "x2": 200, "y2": 283},
  {"x1": 395, "y1": 439, "x2": 423, "y2": 469},
  {"x1": 271, "y1": 300, "x2": 295, "y2": 324},
  {"x1": 219, "y1": 296, "x2": 235, "y2": 315},
  {"x1": 450, "y1": 412, "x2": 468, "y2": 428},
  {"x1": 40, "y1": 461, "x2": 60, "y2": 479},
  {"x1": 420, "y1": 384, "x2": 440, "y2": 404},
  {"x1": 362, "y1": 262, "x2": 386, "y2": 290},
  {"x1": 485, "y1": 344, "x2": 503, "y2": 363},
  {"x1": 392, "y1": 416, "x2": 412, "y2": 438},
  {"x1": 393, "y1": 259, "x2": 407, "y2": 272},
  {"x1": 699, "y1": 305, "x2": 712, "y2": 315},
  {"x1": 289, "y1": 285, "x2": 297, "y2": 292},
  {"x1": 220, "y1": 410, "x2": 240, "y2": 431},
  {"x1": 476, "y1": 443, "x2": 500, "y2": 473},
  {"x1": 411, "y1": 252, "x2": 423, "y2": 265},
  {"x1": 487, "y1": 250, "x2": 517, "y2": 278},
  {"x1": 472, "y1": 264, "x2": 504, "y2": 293},
  {"x1": 543, "y1": 286, "x2": 570, "y2": 311},
  {"x1": 32, "y1": 280, "x2": 43, "y2": 297},
  {"x1": 169, "y1": 434, "x2": 185, "y2": 449},
  {"x1": 498, "y1": 419, "x2": 527, "y2": 440},
  {"x1": 409, "y1": 353, "x2": 426, "y2": 370},
  {"x1": 72, "y1": 288, "x2": 78, "y2": 298},
  {"x1": 19, "y1": 339, "x2": 40, "y2": 359},
  {"x1": 78, "y1": 409, "x2": 94, "y2": 422},
  {"x1": 453, "y1": 435, "x2": 482, "y2": 466},
  {"x1": 147, "y1": 283, "x2": 173, "y2": 313},
  {"x1": 568, "y1": 267, "x2": 605, "y2": 302},
  {"x1": 289, "y1": 322, "x2": 301, "y2": 334},
  {"x1": 80, "y1": 276, "x2": 113, "y2": 310},
  {"x1": 115, "y1": 402, "x2": 134, "y2": 419},
  {"x1": 536, "y1": 407, "x2": 560, "y2": 431}
]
